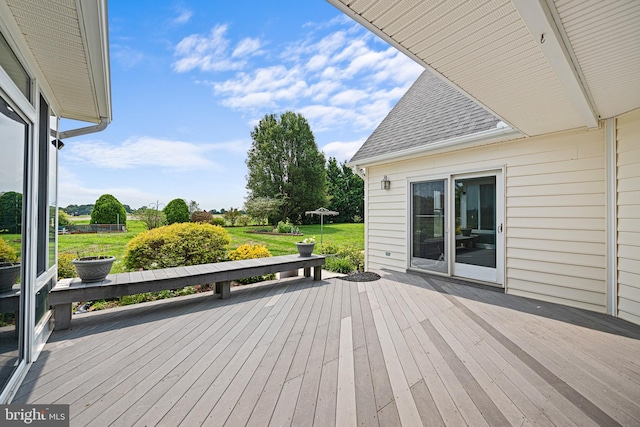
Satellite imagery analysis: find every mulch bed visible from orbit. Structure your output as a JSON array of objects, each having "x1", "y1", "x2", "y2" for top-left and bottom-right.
[{"x1": 340, "y1": 271, "x2": 381, "y2": 282}]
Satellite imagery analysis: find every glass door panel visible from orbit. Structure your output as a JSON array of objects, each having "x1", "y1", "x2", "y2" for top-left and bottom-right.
[
  {"x1": 411, "y1": 180, "x2": 447, "y2": 273},
  {"x1": 0, "y1": 96, "x2": 27, "y2": 395},
  {"x1": 454, "y1": 175, "x2": 498, "y2": 282}
]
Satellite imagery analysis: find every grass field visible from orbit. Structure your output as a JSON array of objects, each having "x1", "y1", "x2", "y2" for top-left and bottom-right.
[{"x1": 58, "y1": 219, "x2": 364, "y2": 274}]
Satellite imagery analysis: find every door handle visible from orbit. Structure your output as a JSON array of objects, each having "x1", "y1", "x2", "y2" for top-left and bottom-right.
[{"x1": 498, "y1": 223, "x2": 503, "y2": 233}]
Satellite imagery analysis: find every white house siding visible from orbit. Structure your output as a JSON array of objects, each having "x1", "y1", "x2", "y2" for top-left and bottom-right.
[
  {"x1": 365, "y1": 126, "x2": 607, "y2": 313},
  {"x1": 616, "y1": 108, "x2": 640, "y2": 325}
]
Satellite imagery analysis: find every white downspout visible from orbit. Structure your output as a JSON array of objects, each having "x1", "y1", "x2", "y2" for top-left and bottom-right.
[{"x1": 606, "y1": 118, "x2": 617, "y2": 316}]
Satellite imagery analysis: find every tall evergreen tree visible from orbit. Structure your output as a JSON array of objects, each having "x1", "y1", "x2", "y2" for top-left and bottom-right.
[
  {"x1": 326, "y1": 157, "x2": 364, "y2": 223},
  {"x1": 163, "y1": 198, "x2": 190, "y2": 225},
  {"x1": 90, "y1": 194, "x2": 127, "y2": 226},
  {"x1": 246, "y1": 111, "x2": 326, "y2": 223}
]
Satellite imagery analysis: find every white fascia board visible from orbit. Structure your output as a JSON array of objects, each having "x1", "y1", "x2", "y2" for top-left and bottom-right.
[
  {"x1": 512, "y1": 0, "x2": 598, "y2": 128},
  {"x1": 325, "y1": 0, "x2": 520, "y2": 134},
  {"x1": 76, "y1": 0, "x2": 112, "y2": 123},
  {"x1": 346, "y1": 127, "x2": 522, "y2": 169}
]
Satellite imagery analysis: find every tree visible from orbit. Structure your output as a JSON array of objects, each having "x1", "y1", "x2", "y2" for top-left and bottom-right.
[
  {"x1": 188, "y1": 200, "x2": 200, "y2": 216},
  {"x1": 223, "y1": 207, "x2": 241, "y2": 226},
  {"x1": 163, "y1": 198, "x2": 190, "y2": 225},
  {"x1": 244, "y1": 197, "x2": 283, "y2": 225},
  {"x1": 138, "y1": 208, "x2": 167, "y2": 229},
  {"x1": 90, "y1": 194, "x2": 127, "y2": 226},
  {"x1": 326, "y1": 157, "x2": 364, "y2": 223},
  {"x1": 58, "y1": 209, "x2": 72, "y2": 227},
  {"x1": 0, "y1": 192, "x2": 22, "y2": 234},
  {"x1": 246, "y1": 111, "x2": 326, "y2": 223}
]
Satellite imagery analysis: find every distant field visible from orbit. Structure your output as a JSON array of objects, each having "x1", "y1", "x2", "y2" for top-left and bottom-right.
[{"x1": 58, "y1": 220, "x2": 364, "y2": 273}]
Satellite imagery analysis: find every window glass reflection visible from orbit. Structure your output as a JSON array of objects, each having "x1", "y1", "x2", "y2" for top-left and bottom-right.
[{"x1": 0, "y1": 96, "x2": 27, "y2": 393}]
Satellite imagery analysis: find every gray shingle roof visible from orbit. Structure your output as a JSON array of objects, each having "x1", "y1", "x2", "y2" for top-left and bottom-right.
[{"x1": 350, "y1": 70, "x2": 501, "y2": 163}]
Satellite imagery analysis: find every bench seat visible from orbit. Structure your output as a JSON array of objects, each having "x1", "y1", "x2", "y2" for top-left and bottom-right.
[{"x1": 51, "y1": 254, "x2": 325, "y2": 330}]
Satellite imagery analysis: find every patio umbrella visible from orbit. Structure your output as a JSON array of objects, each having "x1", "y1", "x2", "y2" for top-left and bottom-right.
[{"x1": 305, "y1": 207, "x2": 338, "y2": 246}]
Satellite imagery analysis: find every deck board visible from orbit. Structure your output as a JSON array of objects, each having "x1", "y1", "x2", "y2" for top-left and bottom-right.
[{"x1": 12, "y1": 271, "x2": 640, "y2": 426}]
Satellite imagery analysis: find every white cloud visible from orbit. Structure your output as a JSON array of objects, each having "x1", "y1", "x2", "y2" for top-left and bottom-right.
[
  {"x1": 172, "y1": 9, "x2": 193, "y2": 25},
  {"x1": 173, "y1": 24, "x2": 262, "y2": 72},
  {"x1": 178, "y1": 19, "x2": 423, "y2": 135},
  {"x1": 57, "y1": 166, "x2": 166, "y2": 207},
  {"x1": 111, "y1": 45, "x2": 145, "y2": 69},
  {"x1": 64, "y1": 136, "x2": 244, "y2": 171},
  {"x1": 232, "y1": 38, "x2": 263, "y2": 58},
  {"x1": 322, "y1": 139, "x2": 366, "y2": 162}
]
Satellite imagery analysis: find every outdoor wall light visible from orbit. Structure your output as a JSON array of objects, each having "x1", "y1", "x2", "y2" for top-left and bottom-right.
[{"x1": 381, "y1": 175, "x2": 390, "y2": 190}]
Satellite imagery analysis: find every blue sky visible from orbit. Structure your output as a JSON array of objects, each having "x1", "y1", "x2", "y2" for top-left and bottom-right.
[{"x1": 59, "y1": 0, "x2": 423, "y2": 211}]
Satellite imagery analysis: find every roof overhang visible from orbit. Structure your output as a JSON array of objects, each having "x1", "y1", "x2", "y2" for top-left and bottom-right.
[
  {"x1": 328, "y1": 0, "x2": 640, "y2": 137},
  {"x1": 1, "y1": 0, "x2": 112, "y2": 124}
]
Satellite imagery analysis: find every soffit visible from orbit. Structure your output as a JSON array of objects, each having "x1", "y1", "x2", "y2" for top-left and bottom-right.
[
  {"x1": 555, "y1": 0, "x2": 640, "y2": 120},
  {"x1": 330, "y1": 0, "x2": 640, "y2": 136},
  {"x1": 4, "y1": 0, "x2": 111, "y2": 123}
]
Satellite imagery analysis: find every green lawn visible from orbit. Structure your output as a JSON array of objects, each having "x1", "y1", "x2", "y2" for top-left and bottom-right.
[{"x1": 58, "y1": 220, "x2": 364, "y2": 273}]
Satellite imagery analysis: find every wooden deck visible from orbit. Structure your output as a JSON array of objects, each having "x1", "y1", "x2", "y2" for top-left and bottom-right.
[{"x1": 13, "y1": 271, "x2": 640, "y2": 426}]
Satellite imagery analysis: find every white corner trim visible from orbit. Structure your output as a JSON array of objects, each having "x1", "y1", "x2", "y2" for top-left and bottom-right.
[
  {"x1": 605, "y1": 118, "x2": 617, "y2": 316},
  {"x1": 512, "y1": 0, "x2": 599, "y2": 128}
]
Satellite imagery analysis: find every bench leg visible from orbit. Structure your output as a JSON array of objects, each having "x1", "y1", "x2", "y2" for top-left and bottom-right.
[
  {"x1": 215, "y1": 281, "x2": 231, "y2": 299},
  {"x1": 53, "y1": 304, "x2": 72, "y2": 330},
  {"x1": 303, "y1": 267, "x2": 311, "y2": 278},
  {"x1": 313, "y1": 265, "x2": 322, "y2": 281}
]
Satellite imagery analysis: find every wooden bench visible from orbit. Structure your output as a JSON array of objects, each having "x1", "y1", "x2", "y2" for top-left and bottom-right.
[{"x1": 50, "y1": 254, "x2": 326, "y2": 330}]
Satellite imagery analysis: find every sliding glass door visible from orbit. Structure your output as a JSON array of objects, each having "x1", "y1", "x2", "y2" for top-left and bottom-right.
[
  {"x1": 410, "y1": 171, "x2": 503, "y2": 285},
  {"x1": 410, "y1": 180, "x2": 447, "y2": 273}
]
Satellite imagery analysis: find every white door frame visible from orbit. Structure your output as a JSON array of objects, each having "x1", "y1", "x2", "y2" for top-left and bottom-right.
[{"x1": 448, "y1": 168, "x2": 505, "y2": 286}]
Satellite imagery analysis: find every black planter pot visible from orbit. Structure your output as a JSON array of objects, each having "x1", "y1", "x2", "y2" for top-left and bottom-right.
[
  {"x1": 0, "y1": 262, "x2": 20, "y2": 293},
  {"x1": 296, "y1": 243, "x2": 315, "y2": 257},
  {"x1": 72, "y1": 256, "x2": 116, "y2": 282}
]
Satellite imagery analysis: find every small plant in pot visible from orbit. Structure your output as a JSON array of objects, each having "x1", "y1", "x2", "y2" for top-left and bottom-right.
[
  {"x1": 0, "y1": 238, "x2": 20, "y2": 293},
  {"x1": 72, "y1": 253, "x2": 116, "y2": 283},
  {"x1": 296, "y1": 236, "x2": 316, "y2": 257}
]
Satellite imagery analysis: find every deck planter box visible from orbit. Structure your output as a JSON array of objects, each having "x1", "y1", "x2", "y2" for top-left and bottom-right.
[{"x1": 73, "y1": 256, "x2": 115, "y2": 282}]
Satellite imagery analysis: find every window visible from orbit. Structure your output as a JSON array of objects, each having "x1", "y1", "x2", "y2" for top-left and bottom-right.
[
  {"x1": 0, "y1": 32, "x2": 30, "y2": 100},
  {"x1": 0, "y1": 95, "x2": 28, "y2": 393}
]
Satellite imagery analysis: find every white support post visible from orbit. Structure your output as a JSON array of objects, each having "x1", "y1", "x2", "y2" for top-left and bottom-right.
[{"x1": 606, "y1": 118, "x2": 617, "y2": 316}]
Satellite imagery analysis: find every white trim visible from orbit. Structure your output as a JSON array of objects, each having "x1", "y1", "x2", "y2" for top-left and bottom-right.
[
  {"x1": 512, "y1": 0, "x2": 598, "y2": 128},
  {"x1": 348, "y1": 126, "x2": 522, "y2": 169},
  {"x1": 605, "y1": 118, "x2": 617, "y2": 316}
]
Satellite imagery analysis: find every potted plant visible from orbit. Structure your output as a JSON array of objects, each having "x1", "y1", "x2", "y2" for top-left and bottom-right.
[
  {"x1": 72, "y1": 254, "x2": 116, "y2": 282},
  {"x1": 296, "y1": 236, "x2": 316, "y2": 257},
  {"x1": 0, "y1": 238, "x2": 20, "y2": 293}
]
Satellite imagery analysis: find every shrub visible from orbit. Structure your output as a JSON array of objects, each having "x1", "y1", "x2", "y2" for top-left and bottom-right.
[
  {"x1": 352, "y1": 215, "x2": 363, "y2": 223},
  {"x1": 227, "y1": 244, "x2": 276, "y2": 284},
  {"x1": 237, "y1": 215, "x2": 251, "y2": 227},
  {"x1": 223, "y1": 208, "x2": 241, "y2": 226},
  {"x1": 0, "y1": 238, "x2": 18, "y2": 262},
  {"x1": 275, "y1": 220, "x2": 298, "y2": 234},
  {"x1": 210, "y1": 217, "x2": 226, "y2": 226},
  {"x1": 325, "y1": 257, "x2": 355, "y2": 274},
  {"x1": 319, "y1": 243, "x2": 364, "y2": 273},
  {"x1": 57, "y1": 253, "x2": 76, "y2": 279},
  {"x1": 123, "y1": 222, "x2": 230, "y2": 270},
  {"x1": 138, "y1": 208, "x2": 167, "y2": 229},
  {"x1": 58, "y1": 209, "x2": 72, "y2": 227},
  {"x1": 191, "y1": 210, "x2": 213, "y2": 223},
  {"x1": 90, "y1": 194, "x2": 127, "y2": 226},
  {"x1": 163, "y1": 198, "x2": 190, "y2": 224}
]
